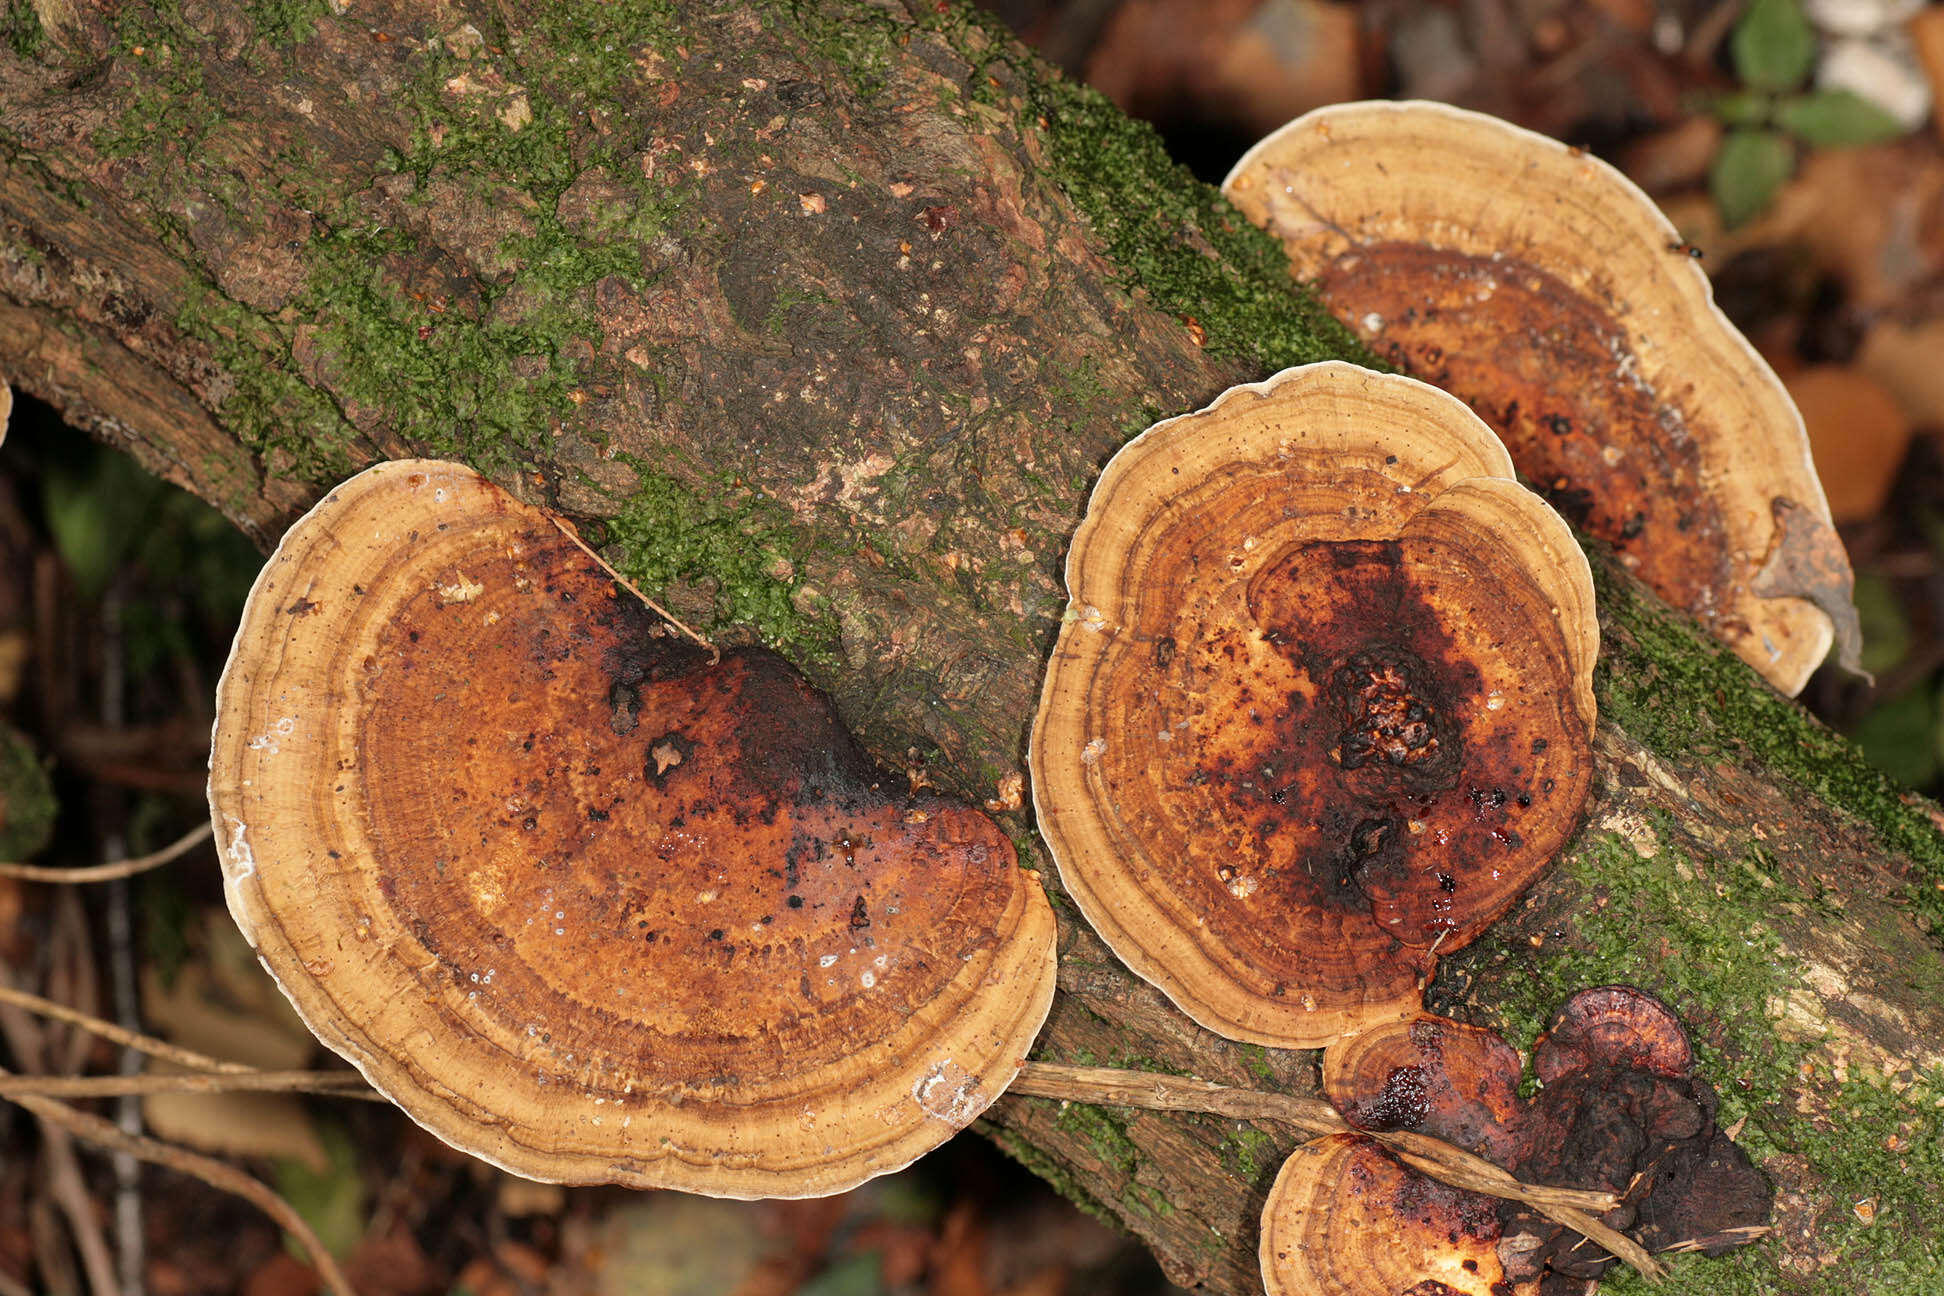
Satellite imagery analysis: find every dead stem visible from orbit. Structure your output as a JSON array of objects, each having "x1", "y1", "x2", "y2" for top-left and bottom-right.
[
  {"x1": 1010, "y1": 1060, "x2": 1664, "y2": 1282},
  {"x1": 547, "y1": 515, "x2": 719, "y2": 659},
  {"x1": 0, "y1": 822, "x2": 212, "y2": 883},
  {"x1": 2, "y1": 1075, "x2": 356, "y2": 1296},
  {"x1": 0, "y1": 982, "x2": 254, "y2": 1075},
  {"x1": 0, "y1": 1069, "x2": 379, "y2": 1101}
]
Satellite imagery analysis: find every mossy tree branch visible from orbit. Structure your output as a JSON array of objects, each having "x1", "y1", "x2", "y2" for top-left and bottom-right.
[{"x1": 2, "y1": 1, "x2": 1941, "y2": 1291}]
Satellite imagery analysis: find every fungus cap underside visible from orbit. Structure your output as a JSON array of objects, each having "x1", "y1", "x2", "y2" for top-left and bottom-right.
[{"x1": 208, "y1": 460, "x2": 1057, "y2": 1197}]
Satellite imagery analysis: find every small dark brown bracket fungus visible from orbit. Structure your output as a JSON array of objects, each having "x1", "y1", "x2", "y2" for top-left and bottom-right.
[
  {"x1": 1032, "y1": 362, "x2": 1597, "y2": 1049},
  {"x1": 1502, "y1": 988, "x2": 1773, "y2": 1287},
  {"x1": 1282, "y1": 990, "x2": 1773, "y2": 1296},
  {"x1": 208, "y1": 461, "x2": 1057, "y2": 1197},
  {"x1": 1224, "y1": 100, "x2": 1860, "y2": 695}
]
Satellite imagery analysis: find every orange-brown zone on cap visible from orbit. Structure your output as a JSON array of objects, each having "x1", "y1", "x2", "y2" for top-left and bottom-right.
[
  {"x1": 1323, "y1": 1014, "x2": 1526, "y2": 1168},
  {"x1": 1310, "y1": 243, "x2": 1731, "y2": 630},
  {"x1": 211, "y1": 462, "x2": 1057, "y2": 1196},
  {"x1": 1067, "y1": 519, "x2": 1589, "y2": 1043},
  {"x1": 1532, "y1": 985, "x2": 1696, "y2": 1084},
  {"x1": 1259, "y1": 1133, "x2": 1524, "y2": 1296},
  {"x1": 363, "y1": 558, "x2": 1014, "y2": 1081}
]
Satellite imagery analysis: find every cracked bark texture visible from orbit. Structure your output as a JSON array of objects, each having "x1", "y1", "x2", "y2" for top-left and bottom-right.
[{"x1": 3, "y1": 2, "x2": 1942, "y2": 1292}]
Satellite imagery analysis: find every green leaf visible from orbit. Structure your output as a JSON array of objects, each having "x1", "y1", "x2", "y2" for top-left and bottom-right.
[
  {"x1": 796, "y1": 1255, "x2": 885, "y2": 1296},
  {"x1": 1853, "y1": 570, "x2": 1911, "y2": 678},
  {"x1": 1709, "y1": 89, "x2": 1777, "y2": 127},
  {"x1": 1776, "y1": 89, "x2": 1906, "y2": 147},
  {"x1": 1732, "y1": 0, "x2": 1816, "y2": 92},
  {"x1": 274, "y1": 1118, "x2": 364, "y2": 1259},
  {"x1": 1710, "y1": 129, "x2": 1796, "y2": 227},
  {"x1": 1851, "y1": 684, "x2": 1939, "y2": 790}
]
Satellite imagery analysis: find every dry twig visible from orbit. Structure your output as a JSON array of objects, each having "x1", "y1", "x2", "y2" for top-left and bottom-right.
[
  {"x1": 0, "y1": 981, "x2": 252, "y2": 1075},
  {"x1": 0, "y1": 1068, "x2": 376, "y2": 1101},
  {"x1": 0, "y1": 822, "x2": 212, "y2": 883},
  {"x1": 2, "y1": 1073, "x2": 357, "y2": 1296},
  {"x1": 547, "y1": 515, "x2": 718, "y2": 657}
]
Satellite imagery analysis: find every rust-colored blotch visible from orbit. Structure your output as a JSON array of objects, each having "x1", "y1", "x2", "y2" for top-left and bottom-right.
[
  {"x1": 1324, "y1": 1013, "x2": 1526, "y2": 1169},
  {"x1": 207, "y1": 461, "x2": 1057, "y2": 1197},
  {"x1": 1533, "y1": 985, "x2": 1695, "y2": 1085},
  {"x1": 1224, "y1": 100, "x2": 1856, "y2": 695},
  {"x1": 1260, "y1": 1132, "x2": 1534, "y2": 1296},
  {"x1": 1031, "y1": 363, "x2": 1597, "y2": 1049}
]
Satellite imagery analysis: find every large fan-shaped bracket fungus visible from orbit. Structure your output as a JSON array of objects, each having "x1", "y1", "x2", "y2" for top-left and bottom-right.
[
  {"x1": 1031, "y1": 362, "x2": 1598, "y2": 1051},
  {"x1": 1223, "y1": 99, "x2": 1861, "y2": 695},
  {"x1": 208, "y1": 460, "x2": 1058, "y2": 1199}
]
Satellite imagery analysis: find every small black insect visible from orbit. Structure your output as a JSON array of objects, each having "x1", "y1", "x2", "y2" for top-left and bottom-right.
[{"x1": 1666, "y1": 240, "x2": 1705, "y2": 260}]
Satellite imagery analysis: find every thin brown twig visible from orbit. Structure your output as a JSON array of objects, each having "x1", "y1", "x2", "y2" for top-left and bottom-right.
[
  {"x1": 0, "y1": 1069, "x2": 379, "y2": 1101},
  {"x1": 3, "y1": 1080, "x2": 357, "y2": 1296},
  {"x1": 0, "y1": 982, "x2": 254, "y2": 1075},
  {"x1": 1010, "y1": 1061, "x2": 1664, "y2": 1282},
  {"x1": 0, "y1": 822, "x2": 212, "y2": 883},
  {"x1": 547, "y1": 515, "x2": 718, "y2": 658}
]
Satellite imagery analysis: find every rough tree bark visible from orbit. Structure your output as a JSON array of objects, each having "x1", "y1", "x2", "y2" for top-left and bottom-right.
[{"x1": 2, "y1": 1, "x2": 1941, "y2": 1292}]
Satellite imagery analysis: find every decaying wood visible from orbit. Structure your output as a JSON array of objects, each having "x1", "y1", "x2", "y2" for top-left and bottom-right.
[{"x1": 3, "y1": 1, "x2": 1941, "y2": 1291}]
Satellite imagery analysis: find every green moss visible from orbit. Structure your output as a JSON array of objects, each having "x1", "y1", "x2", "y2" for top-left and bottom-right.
[
  {"x1": 1233, "y1": 1042, "x2": 1276, "y2": 1086},
  {"x1": 174, "y1": 280, "x2": 361, "y2": 484},
  {"x1": 1124, "y1": 1182, "x2": 1173, "y2": 1218},
  {"x1": 1023, "y1": 75, "x2": 1378, "y2": 380},
  {"x1": 1594, "y1": 565, "x2": 1944, "y2": 929},
  {"x1": 1221, "y1": 1126, "x2": 1276, "y2": 1182},
  {"x1": 603, "y1": 466, "x2": 831, "y2": 650},
  {"x1": 96, "y1": 33, "x2": 224, "y2": 161},
  {"x1": 243, "y1": 0, "x2": 328, "y2": 48},
  {"x1": 3, "y1": 0, "x2": 43, "y2": 58},
  {"x1": 1054, "y1": 1101, "x2": 1140, "y2": 1177},
  {"x1": 523, "y1": 0, "x2": 677, "y2": 103},
  {"x1": 1475, "y1": 830, "x2": 1801, "y2": 1115},
  {"x1": 0, "y1": 723, "x2": 55, "y2": 861},
  {"x1": 980, "y1": 1123, "x2": 1120, "y2": 1229}
]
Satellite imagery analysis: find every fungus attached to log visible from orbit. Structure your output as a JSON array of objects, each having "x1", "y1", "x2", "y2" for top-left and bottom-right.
[
  {"x1": 1223, "y1": 100, "x2": 1859, "y2": 695},
  {"x1": 1502, "y1": 988, "x2": 1773, "y2": 1283},
  {"x1": 207, "y1": 460, "x2": 1058, "y2": 1197},
  {"x1": 1324, "y1": 1012, "x2": 1526, "y2": 1169},
  {"x1": 1260, "y1": 1132, "x2": 1535, "y2": 1296},
  {"x1": 1269, "y1": 991, "x2": 1773, "y2": 1296},
  {"x1": 1031, "y1": 362, "x2": 1597, "y2": 1049}
]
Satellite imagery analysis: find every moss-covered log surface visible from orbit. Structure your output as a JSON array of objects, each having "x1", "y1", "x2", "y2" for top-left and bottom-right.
[{"x1": 3, "y1": 1, "x2": 1941, "y2": 1291}]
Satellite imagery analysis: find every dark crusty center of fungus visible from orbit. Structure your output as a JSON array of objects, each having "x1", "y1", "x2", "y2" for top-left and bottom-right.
[
  {"x1": 1330, "y1": 649, "x2": 1453, "y2": 777},
  {"x1": 1312, "y1": 242, "x2": 1733, "y2": 636}
]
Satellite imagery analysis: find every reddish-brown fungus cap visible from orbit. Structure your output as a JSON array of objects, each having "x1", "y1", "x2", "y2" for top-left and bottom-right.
[
  {"x1": 208, "y1": 461, "x2": 1057, "y2": 1197},
  {"x1": 1224, "y1": 100, "x2": 1858, "y2": 695},
  {"x1": 1533, "y1": 985, "x2": 1695, "y2": 1084},
  {"x1": 1323, "y1": 1013, "x2": 1526, "y2": 1168},
  {"x1": 1261, "y1": 1132, "x2": 1535, "y2": 1296},
  {"x1": 1032, "y1": 363, "x2": 1596, "y2": 1048}
]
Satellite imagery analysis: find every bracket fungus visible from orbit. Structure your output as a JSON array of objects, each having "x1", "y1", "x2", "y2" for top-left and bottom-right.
[
  {"x1": 1224, "y1": 100, "x2": 1859, "y2": 695},
  {"x1": 207, "y1": 460, "x2": 1057, "y2": 1197},
  {"x1": 1031, "y1": 362, "x2": 1596, "y2": 1049},
  {"x1": 1264, "y1": 990, "x2": 1772, "y2": 1296}
]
